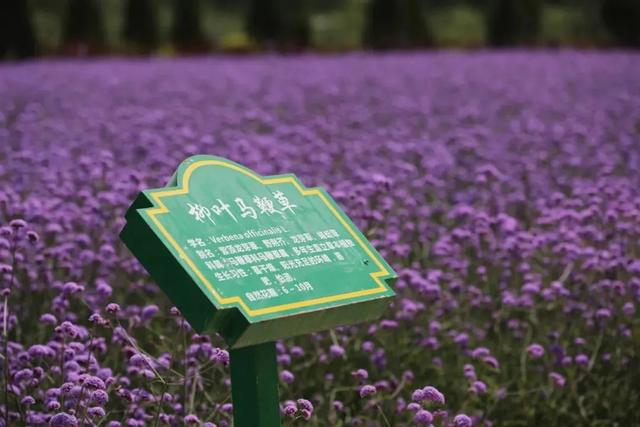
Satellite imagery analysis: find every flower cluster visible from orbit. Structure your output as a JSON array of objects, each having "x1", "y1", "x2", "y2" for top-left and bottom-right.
[{"x1": 0, "y1": 51, "x2": 639, "y2": 425}]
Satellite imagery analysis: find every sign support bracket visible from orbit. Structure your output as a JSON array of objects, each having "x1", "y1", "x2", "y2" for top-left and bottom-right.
[{"x1": 230, "y1": 341, "x2": 282, "y2": 427}]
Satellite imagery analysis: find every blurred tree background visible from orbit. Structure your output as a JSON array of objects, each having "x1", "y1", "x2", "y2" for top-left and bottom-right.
[{"x1": 0, "y1": 0, "x2": 638, "y2": 59}]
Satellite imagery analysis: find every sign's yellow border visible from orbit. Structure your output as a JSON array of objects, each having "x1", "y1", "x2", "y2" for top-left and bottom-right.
[{"x1": 144, "y1": 159, "x2": 391, "y2": 318}]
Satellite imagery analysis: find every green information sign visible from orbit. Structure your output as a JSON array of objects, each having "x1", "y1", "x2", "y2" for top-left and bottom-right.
[{"x1": 120, "y1": 155, "x2": 396, "y2": 426}]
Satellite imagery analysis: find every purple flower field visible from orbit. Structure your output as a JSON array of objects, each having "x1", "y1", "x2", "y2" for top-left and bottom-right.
[{"x1": 1, "y1": 51, "x2": 640, "y2": 426}]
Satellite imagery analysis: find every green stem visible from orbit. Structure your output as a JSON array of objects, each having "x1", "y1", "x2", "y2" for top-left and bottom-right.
[
  {"x1": 76, "y1": 326, "x2": 97, "y2": 422},
  {"x1": 115, "y1": 320, "x2": 169, "y2": 382},
  {"x1": 59, "y1": 336, "x2": 66, "y2": 385},
  {"x1": 587, "y1": 328, "x2": 605, "y2": 373},
  {"x1": 376, "y1": 404, "x2": 392, "y2": 427},
  {"x1": 152, "y1": 383, "x2": 167, "y2": 427},
  {"x1": 3, "y1": 294, "x2": 9, "y2": 425},
  {"x1": 389, "y1": 377, "x2": 406, "y2": 400},
  {"x1": 3, "y1": 239, "x2": 17, "y2": 425},
  {"x1": 188, "y1": 367, "x2": 198, "y2": 414},
  {"x1": 182, "y1": 320, "x2": 188, "y2": 416}
]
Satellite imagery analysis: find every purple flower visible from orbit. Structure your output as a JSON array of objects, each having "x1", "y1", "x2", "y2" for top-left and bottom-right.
[
  {"x1": 422, "y1": 386, "x2": 445, "y2": 405},
  {"x1": 14, "y1": 368, "x2": 33, "y2": 382},
  {"x1": 575, "y1": 354, "x2": 589, "y2": 366},
  {"x1": 297, "y1": 398, "x2": 313, "y2": 412},
  {"x1": 380, "y1": 319, "x2": 399, "y2": 329},
  {"x1": 47, "y1": 400, "x2": 61, "y2": 411},
  {"x1": 413, "y1": 409, "x2": 433, "y2": 425},
  {"x1": 96, "y1": 280, "x2": 112, "y2": 298},
  {"x1": 471, "y1": 347, "x2": 490, "y2": 358},
  {"x1": 526, "y1": 344, "x2": 545, "y2": 359},
  {"x1": 549, "y1": 372, "x2": 566, "y2": 387},
  {"x1": 9, "y1": 219, "x2": 27, "y2": 230},
  {"x1": 470, "y1": 380, "x2": 488, "y2": 394},
  {"x1": 279, "y1": 369, "x2": 295, "y2": 384},
  {"x1": 21, "y1": 395, "x2": 35, "y2": 405},
  {"x1": 411, "y1": 388, "x2": 427, "y2": 402},
  {"x1": 463, "y1": 364, "x2": 477, "y2": 380},
  {"x1": 290, "y1": 346, "x2": 304, "y2": 358},
  {"x1": 402, "y1": 370, "x2": 415, "y2": 381},
  {"x1": 622, "y1": 302, "x2": 635, "y2": 316},
  {"x1": 106, "y1": 303, "x2": 121, "y2": 313},
  {"x1": 39, "y1": 313, "x2": 57, "y2": 325},
  {"x1": 26, "y1": 230, "x2": 39, "y2": 242},
  {"x1": 483, "y1": 356, "x2": 500, "y2": 369},
  {"x1": 0, "y1": 227, "x2": 11, "y2": 238},
  {"x1": 216, "y1": 349, "x2": 230, "y2": 365},
  {"x1": 454, "y1": 414, "x2": 473, "y2": 427},
  {"x1": 184, "y1": 414, "x2": 200, "y2": 424},
  {"x1": 453, "y1": 332, "x2": 469, "y2": 346},
  {"x1": 91, "y1": 389, "x2": 109, "y2": 405},
  {"x1": 62, "y1": 282, "x2": 84, "y2": 295},
  {"x1": 141, "y1": 304, "x2": 159, "y2": 319},
  {"x1": 329, "y1": 344, "x2": 345, "y2": 358},
  {"x1": 81, "y1": 375, "x2": 106, "y2": 390},
  {"x1": 359, "y1": 385, "x2": 377, "y2": 398},
  {"x1": 28, "y1": 344, "x2": 52, "y2": 358},
  {"x1": 351, "y1": 368, "x2": 369, "y2": 380},
  {"x1": 406, "y1": 402, "x2": 422, "y2": 412},
  {"x1": 49, "y1": 413, "x2": 78, "y2": 427},
  {"x1": 282, "y1": 401, "x2": 297, "y2": 418},
  {"x1": 88, "y1": 407, "x2": 106, "y2": 418},
  {"x1": 129, "y1": 353, "x2": 150, "y2": 367},
  {"x1": 60, "y1": 382, "x2": 74, "y2": 394},
  {"x1": 89, "y1": 313, "x2": 107, "y2": 325},
  {"x1": 58, "y1": 321, "x2": 81, "y2": 338},
  {"x1": 361, "y1": 341, "x2": 375, "y2": 352}
]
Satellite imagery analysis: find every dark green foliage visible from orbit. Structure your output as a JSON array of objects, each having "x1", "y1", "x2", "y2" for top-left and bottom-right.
[
  {"x1": 213, "y1": 0, "x2": 248, "y2": 11},
  {"x1": 364, "y1": 0, "x2": 432, "y2": 49},
  {"x1": 308, "y1": 0, "x2": 343, "y2": 13},
  {"x1": 485, "y1": 0, "x2": 542, "y2": 46},
  {"x1": 0, "y1": 0, "x2": 37, "y2": 58},
  {"x1": 400, "y1": 0, "x2": 432, "y2": 48},
  {"x1": 245, "y1": 0, "x2": 311, "y2": 49},
  {"x1": 601, "y1": 0, "x2": 640, "y2": 47},
  {"x1": 246, "y1": 0, "x2": 282, "y2": 44},
  {"x1": 279, "y1": 0, "x2": 311, "y2": 49},
  {"x1": 171, "y1": 0, "x2": 207, "y2": 51},
  {"x1": 123, "y1": 0, "x2": 159, "y2": 53},
  {"x1": 63, "y1": 0, "x2": 106, "y2": 50},
  {"x1": 364, "y1": 0, "x2": 401, "y2": 49}
]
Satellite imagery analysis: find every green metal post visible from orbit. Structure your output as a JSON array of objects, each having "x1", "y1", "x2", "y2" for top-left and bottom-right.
[{"x1": 230, "y1": 341, "x2": 281, "y2": 427}]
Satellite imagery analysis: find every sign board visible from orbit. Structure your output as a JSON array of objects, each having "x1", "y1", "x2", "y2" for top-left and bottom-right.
[
  {"x1": 120, "y1": 155, "x2": 397, "y2": 425},
  {"x1": 120, "y1": 155, "x2": 395, "y2": 348}
]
